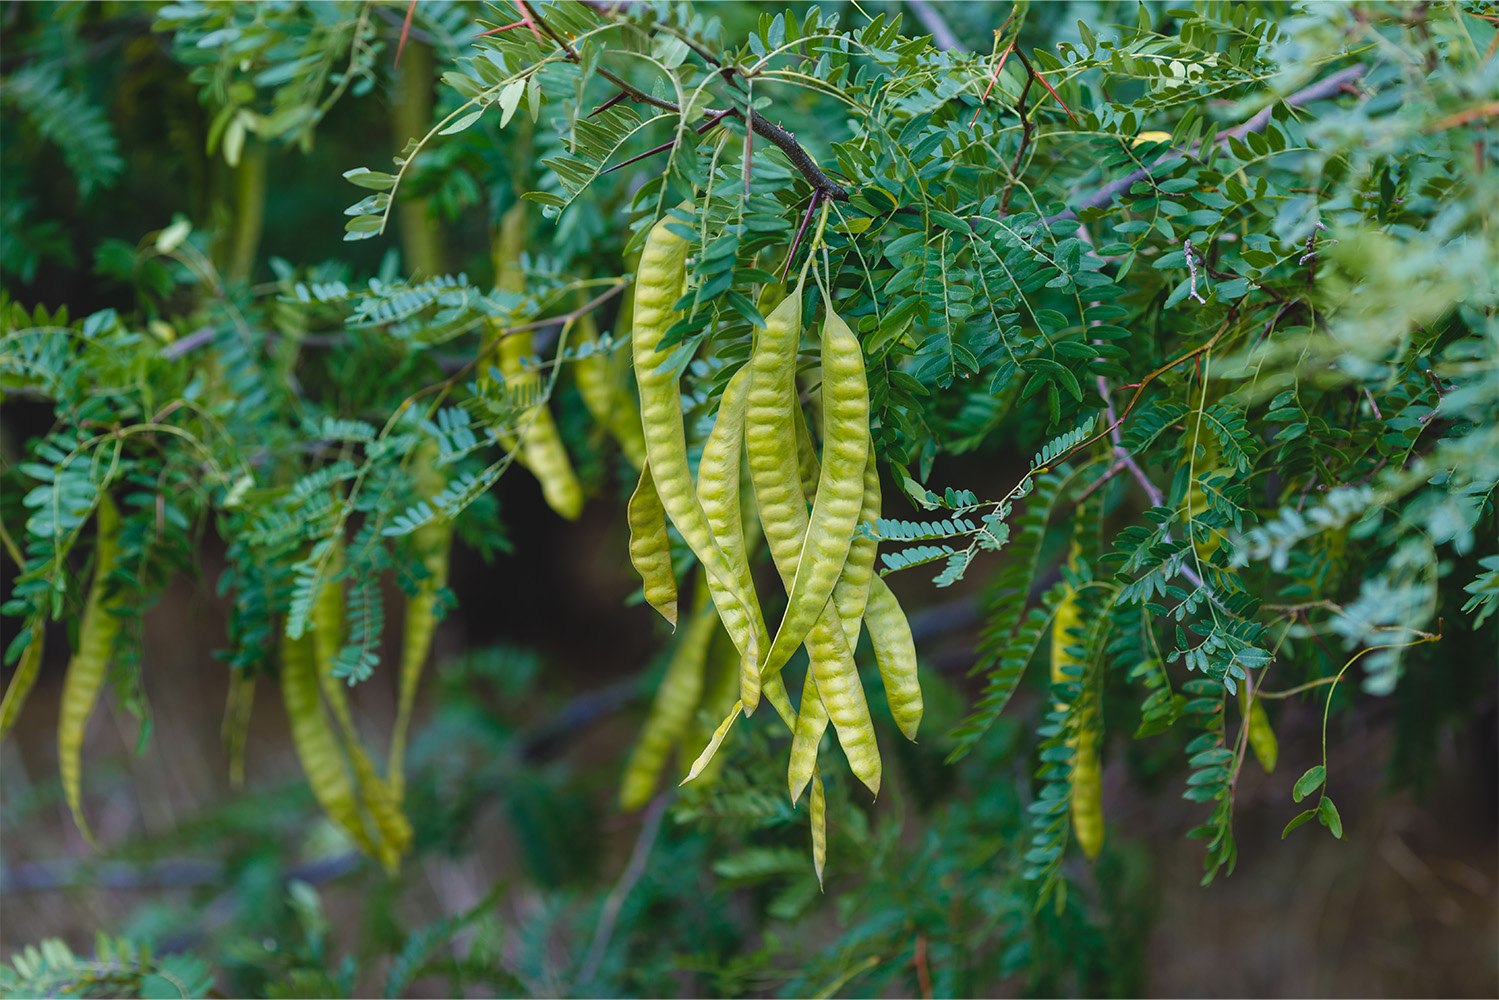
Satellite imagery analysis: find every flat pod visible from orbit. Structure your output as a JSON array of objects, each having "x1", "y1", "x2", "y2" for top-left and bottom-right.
[
  {"x1": 792, "y1": 362, "x2": 923, "y2": 744},
  {"x1": 627, "y1": 460, "x2": 679, "y2": 628},
  {"x1": 620, "y1": 590, "x2": 716, "y2": 811},
  {"x1": 390, "y1": 439, "x2": 451, "y2": 804},
  {"x1": 311, "y1": 542, "x2": 411, "y2": 871},
  {"x1": 574, "y1": 305, "x2": 647, "y2": 470},
  {"x1": 631, "y1": 209, "x2": 768, "y2": 713},
  {"x1": 281, "y1": 627, "x2": 378, "y2": 860},
  {"x1": 695, "y1": 365, "x2": 763, "y2": 712},
  {"x1": 746, "y1": 294, "x2": 880, "y2": 796},
  {"x1": 0, "y1": 623, "x2": 45, "y2": 737},
  {"x1": 491, "y1": 203, "x2": 583, "y2": 520},
  {"x1": 57, "y1": 495, "x2": 124, "y2": 843},
  {"x1": 759, "y1": 309, "x2": 870, "y2": 678}
]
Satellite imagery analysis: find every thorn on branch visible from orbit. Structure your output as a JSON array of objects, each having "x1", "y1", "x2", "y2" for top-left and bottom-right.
[
  {"x1": 394, "y1": 0, "x2": 417, "y2": 67},
  {"x1": 971, "y1": 40, "x2": 1015, "y2": 126},
  {"x1": 475, "y1": 20, "x2": 531, "y2": 39}
]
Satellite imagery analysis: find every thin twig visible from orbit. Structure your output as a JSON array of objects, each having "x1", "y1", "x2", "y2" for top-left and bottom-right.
[
  {"x1": 578, "y1": 793, "x2": 670, "y2": 986},
  {"x1": 566, "y1": 2, "x2": 848, "y2": 199},
  {"x1": 160, "y1": 327, "x2": 219, "y2": 360}
]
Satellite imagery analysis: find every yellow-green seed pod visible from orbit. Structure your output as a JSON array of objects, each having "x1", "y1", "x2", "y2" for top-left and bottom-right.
[
  {"x1": 621, "y1": 590, "x2": 716, "y2": 811},
  {"x1": 627, "y1": 461, "x2": 679, "y2": 628},
  {"x1": 490, "y1": 202, "x2": 583, "y2": 520},
  {"x1": 389, "y1": 440, "x2": 452, "y2": 805},
  {"x1": 58, "y1": 496, "x2": 124, "y2": 844},
  {"x1": 0, "y1": 622, "x2": 45, "y2": 737},
  {"x1": 1052, "y1": 559, "x2": 1104, "y2": 861},
  {"x1": 810, "y1": 767, "x2": 827, "y2": 888},
  {"x1": 574, "y1": 302, "x2": 648, "y2": 469},
  {"x1": 794, "y1": 410, "x2": 922, "y2": 742},
  {"x1": 282, "y1": 626, "x2": 379, "y2": 860},
  {"x1": 759, "y1": 309, "x2": 869, "y2": 679},
  {"x1": 310, "y1": 540, "x2": 411, "y2": 872},
  {"x1": 788, "y1": 668, "x2": 829, "y2": 804},
  {"x1": 631, "y1": 207, "x2": 769, "y2": 714},
  {"x1": 1071, "y1": 715, "x2": 1105, "y2": 860},
  {"x1": 1245, "y1": 695, "x2": 1278, "y2": 774},
  {"x1": 747, "y1": 296, "x2": 880, "y2": 795}
]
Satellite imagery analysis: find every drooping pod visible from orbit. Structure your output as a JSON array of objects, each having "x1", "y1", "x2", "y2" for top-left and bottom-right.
[
  {"x1": 746, "y1": 293, "x2": 880, "y2": 796},
  {"x1": 788, "y1": 667, "x2": 829, "y2": 804},
  {"x1": 1070, "y1": 713, "x2": 1105, "y2": 861},
  {"x1": 1245, "y1": 694, "x2": 1278, "y2": 774},
  {"x1": 620, "y1": 588, "x2": 716, "y2": 811},
  {"x1": 695, "y1": 365, "x2": 766, "y2": 716},
  {"x1": 57, "y1": 495, "x2": 124, "y2": 843},
  {"x1": 631, "y1": 208, "x2": 769, "y2": 714},
  {"x1": 0, "y1": 622, "x2": 45, "y2": 737},
  {"x1": 1052, "y1": 570, "x2": 1103, "y2": 861},
  {"x1": 793, "y1": 411, "x2": 923, "y2": 741},
  {"x1": 282, "y1": 622, "x2": 379, "y2": 860},
  {"x1": 627, "y1": 461, "x2": 679, "y2": 629},
  {"x1": 759, "y1": 308, "x2": 870, "y2": 680},
  {"x1": 682, "y1": 622, "x2": 742, "y2": 789},
  {"x1": 809, "y1": 767, "x2": 828, "y2": 888},
  {"x1": 389, "y1": 440, "x2": 452, "y2": 805},
  {"x1": 310, "y1": 540, "x2": 411, "y2": 872},
  {"x1": 490, "y1": 202, "x2": 583, "y2": 520}
]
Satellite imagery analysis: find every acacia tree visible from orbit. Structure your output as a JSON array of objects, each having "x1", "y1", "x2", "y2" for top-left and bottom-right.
[{"x1": 2, "y1": 1, "x2": 1496, "y2": 996}]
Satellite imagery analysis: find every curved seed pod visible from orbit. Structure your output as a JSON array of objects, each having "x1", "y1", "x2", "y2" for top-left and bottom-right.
[
  {"x1": 282, "y1": 625, "x2": 378, "y2": 860},
  {"x1": 1245, "y1": 695, "x2": 1278, "y2": 774},
  {"x1": 627, "y1": 461, "x2": 679, "y2": 628},
  {"x1": 1051, "y1": 565, "x2": 1103, "y2": 860},
  {"x1": 58, "y1": 496, "x2": 124, "y2": 843},
  {"x1": 696, "y1": 365, "x2": 766, "y2": 710},
  {"x1": 682, "y1": 699, "x2": 742, "y2": 785},
  {"x1": 632, "y1": 209, "x2": 767, "y2": 713},
  {"x1": 862, "y1": 580, "x2": 923, "y2": 741},
  {"x1": 575, "y1": 302, "x2": 648, "y2": 470},
  {"x1": 806, "y1": 621, "x2": 880, "y2": 795},
  {"x1": 810, "y1": 767, "x2": 827, "y2": 887},
  {"x1": 1071, "y1": 716, "x2": 1105, "y2": 860},
  {"x1": 794, "y1": 417, "x2": 924, "y2": 742},
  {"x1": 682, "y1": 622, "x2": 742, "y2": 789},
  {"x1": 312, "y1": 542, "x2": 411, "y2": 872},
  {"x1": 0, "y1": 622, "x2": 45, "y2": 737},
  {"x1": 389, "y1": 441, "x2": 452, "y2": 805},
  {"x1": 500, "y1": 328, "x2": 584, "y2": 520},
  {"x1": 492, "y1": 203, "x2": 583, "y2": 520},
  {"x1": 1050, "y1": 575, "x2": 1083, "y2": 693},
  {"x1": 788, "y1": 668, "x2": 829, "y2": 803},
  {"x1": 826, "y1": 450, "x2": 879, "y2": 650},
  {"x1": 620, "y1": 590, "x2": 716, "y2": 811},
  {"x1": 760, "y1": 310, "x2": 869, "y2": 678},
  {"x1": 747, "y1": 295, "x2": 879, "y2": 795}
]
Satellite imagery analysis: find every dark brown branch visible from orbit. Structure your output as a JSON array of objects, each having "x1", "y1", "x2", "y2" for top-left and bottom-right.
[
  {"x1": 565, "y1": 0, "x2": 848, "y2": 200},
  {"x1": 1049, "y1": 65, "x2": 1367, "y2": 224}
]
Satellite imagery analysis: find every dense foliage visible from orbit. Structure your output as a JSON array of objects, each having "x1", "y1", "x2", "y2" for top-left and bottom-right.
[{"x1": 2, "y1": 1, "x2": 1495, "y2": 997}]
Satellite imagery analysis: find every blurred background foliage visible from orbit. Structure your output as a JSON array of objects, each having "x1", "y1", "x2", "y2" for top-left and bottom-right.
[{"x1": 1, "y1": 1, "x2": 1496, "y2": 997}]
